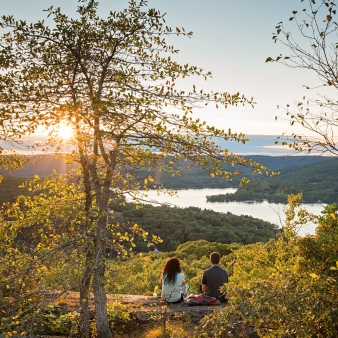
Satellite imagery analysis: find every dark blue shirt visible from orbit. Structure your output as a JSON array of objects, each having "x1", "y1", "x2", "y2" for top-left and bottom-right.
[{"x1": 202, "y1": 265, "x2": 228, "y2": 298}]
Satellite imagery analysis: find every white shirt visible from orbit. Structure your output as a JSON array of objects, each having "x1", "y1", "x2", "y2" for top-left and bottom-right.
[{"x1": 161, "y1": 272, "x2": 185, "y2": 302}]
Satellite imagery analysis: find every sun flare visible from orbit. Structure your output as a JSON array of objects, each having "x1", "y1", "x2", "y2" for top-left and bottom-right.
[{"x1": 58, "y1": 123, "x2": 74, "y2": 140}]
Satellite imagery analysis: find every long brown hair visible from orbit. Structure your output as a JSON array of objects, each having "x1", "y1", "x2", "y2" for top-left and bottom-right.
[{"x1": 160, "y1": 257, "x2": 182, "y2": 285}]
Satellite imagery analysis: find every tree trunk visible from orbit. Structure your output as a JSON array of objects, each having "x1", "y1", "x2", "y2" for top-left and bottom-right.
[
  {"x1": 93, "y1": 215, "x2": 112, "y2": 338},
  {"x1": 78, "y1": 248, "x2": 93, "y2": 337},
  {"x1": 93, "y1": 261, "x2": 112, "y2": 338},
  {"x1": 78, "y1": 161, "x2": 94, "y2": 337}
]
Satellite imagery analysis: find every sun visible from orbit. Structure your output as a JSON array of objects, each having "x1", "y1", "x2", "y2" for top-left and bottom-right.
[{"x1": 57, "y1": 122, "x2": 74, "y2": 140}]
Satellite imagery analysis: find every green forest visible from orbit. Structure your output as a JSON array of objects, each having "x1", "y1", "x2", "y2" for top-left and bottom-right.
[
  {"x1": 110, "y1": 202, "x2": 280, "y2": 252},
  {"x1": 206, "y1": 156, "x2": 338, "y2": 204}
]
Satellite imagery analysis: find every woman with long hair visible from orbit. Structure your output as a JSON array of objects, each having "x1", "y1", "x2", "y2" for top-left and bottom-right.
[{"x1": 160, "y1": 257, "x2": 185, "y2": 303}]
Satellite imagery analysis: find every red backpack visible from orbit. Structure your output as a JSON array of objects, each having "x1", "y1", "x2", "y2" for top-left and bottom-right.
[{"x1": 185, "y1": 294, "x2": 219, "y2": 306}]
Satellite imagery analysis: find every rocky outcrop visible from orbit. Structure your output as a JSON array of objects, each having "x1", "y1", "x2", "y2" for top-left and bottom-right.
[
  {"x1": 46, "y1": 293, "x2": 258, "y2": 337},
  {"x1": 111, "y1": 294, "x2": 227, "y2": 324}
]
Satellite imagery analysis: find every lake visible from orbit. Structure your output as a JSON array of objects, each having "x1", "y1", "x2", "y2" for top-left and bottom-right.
[{"x1": 133, "y1": 188, "x2": 325, "y2": 236}]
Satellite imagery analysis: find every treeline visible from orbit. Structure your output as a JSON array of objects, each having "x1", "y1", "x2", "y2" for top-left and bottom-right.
[
  {"x1": 206, "y1": 156, "x2": 338, "y2": 204},
  {"x1": 138, "y1": 167, "x2": 236, "y2": 189},
  {"x1": 139, "y1": 155, "x2": 334, "y2": 192},
  {"x1": 110, "y1": 202, "x2": 280, "y2": 252}
]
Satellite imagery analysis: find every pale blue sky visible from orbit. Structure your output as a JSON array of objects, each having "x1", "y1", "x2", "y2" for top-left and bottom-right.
[{"x1": 1, "y1": 0, "x2": 325, "y2": 136}]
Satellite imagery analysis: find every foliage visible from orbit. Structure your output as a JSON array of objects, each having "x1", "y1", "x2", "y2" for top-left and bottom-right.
[
  {"x1": 1, "y1": 301, "x2": 130, "y2": 336},
  {"x1": 0, "y1": 152, "x2": 26, "y2": 184},
  {"x1": 0, "y1": 174, "x2": 86, "y2": 335},
  {"x1": 143, "y1": 324, "x2": 186, "y2": 338},
  {"x1": 202, "y1": 194, "x2": 338, "y2": 337},
  {"x1": 0, "y1": 174, "x2": 153, "y2": 336},
  {"x1": 31, "y1": 305, "x2": 79, "y2": 336},
  {"x1": 175, "y1": 240, "x2": 238, "y2": 259}
]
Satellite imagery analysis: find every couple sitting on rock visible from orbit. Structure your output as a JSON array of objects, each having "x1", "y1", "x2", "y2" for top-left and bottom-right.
[{"x1": 160, "y1": 252, "x2": 228, "y2": 303}]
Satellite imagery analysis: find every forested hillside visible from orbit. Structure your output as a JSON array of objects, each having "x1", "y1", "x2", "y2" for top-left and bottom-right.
[
  {"x1": 110, "y1": 203, "x2": 280, "y2": 252},
  {"x1": 0, "y1": 155, "x2": 75, "y2": 178},
  {"x1": 0, "y1": 154, "x2": 333, "y2": 191},
  {"x1": 207, "y1": 157, "x2": 338, "y2": 203}
]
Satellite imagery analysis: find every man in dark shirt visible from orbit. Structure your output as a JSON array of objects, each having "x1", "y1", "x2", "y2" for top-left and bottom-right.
[{"x1": 201, "y1": 252, "x2": 228, "y2": 302}]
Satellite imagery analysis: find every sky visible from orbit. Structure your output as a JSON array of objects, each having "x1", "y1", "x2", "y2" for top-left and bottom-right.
[{"x1": 0, "y1": 0, "x2": 328, "y2": 137}]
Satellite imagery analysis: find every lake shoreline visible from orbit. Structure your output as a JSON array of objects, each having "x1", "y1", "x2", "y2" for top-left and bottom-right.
[{"x1": 134, "y1": 188, "x2": 325, "y2": 236}]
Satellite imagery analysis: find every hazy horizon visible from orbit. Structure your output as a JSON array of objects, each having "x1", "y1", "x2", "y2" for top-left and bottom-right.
[{"x1": 0, "y1": 134, "x2": 311, "y2": 157}]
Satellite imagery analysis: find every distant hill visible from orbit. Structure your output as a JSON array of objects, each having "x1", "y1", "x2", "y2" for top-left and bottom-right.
[
  {"x1": 136, "y1": 155, "x2": 334, "y2": 190},
  {"x1": 0, "y1": 155, "x2": 75, "y2": 178},
  {"x1": 1, "y1": 154, "x2": 336, "y2": 204},
  {"x1": 207, "y1": 156, "x2": 338, "y2": 204},
  {"x1": 0, "y1": 153, "x2": 330, "y2": 179},
  {"x1": 244, "y1": 155, "x2": 333, "y2": 171},
  {"x1": 0, "y1": 155, "x2": 76, "y2": 206}
]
